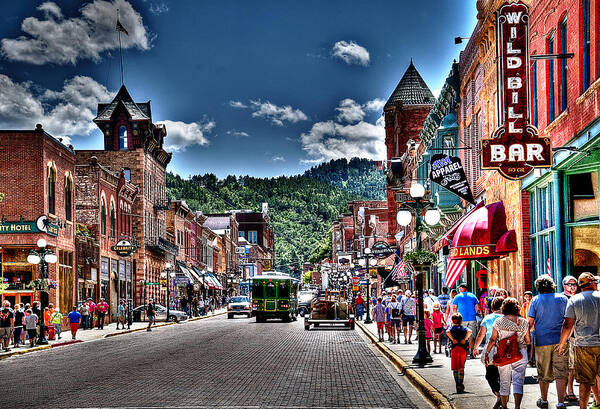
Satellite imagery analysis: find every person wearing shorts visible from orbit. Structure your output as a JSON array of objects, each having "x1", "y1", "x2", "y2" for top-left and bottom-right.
[
  {"x1": 146, "y1": 299, "x2": 156, "y2": 332},
  {"x1": 400, "y1": 290, "x2": 416, "y2": 344},
  {"x1": 24, "y1": 309, "x2": 38, "y2": 347},
  {"x1": 559, "y1": 273, "x2": 600, "y2": 409},
  {"x1": 0, "y1": 301, "x2": 14, "y2": 352},
  {"x1": 387, "y1": 295, "x2": 402, "y2": 344},
  {"x1": 372, "y1": 297, "x2": 386, "y2": 342},
  {"x1": 447, "y1": 312, "x2": 472, "y2": 393}
]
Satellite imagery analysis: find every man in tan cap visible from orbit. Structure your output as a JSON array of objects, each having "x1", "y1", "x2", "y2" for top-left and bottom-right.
[{"x1": 559, "y1": 272, "x2": 600, "y2": 409}]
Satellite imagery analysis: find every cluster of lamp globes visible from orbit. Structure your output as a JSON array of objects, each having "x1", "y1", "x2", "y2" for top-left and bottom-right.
[
  {"x1": 395, "y1": 183, "x2": 441, "y2": 227},
  {"x1": 27, "y1": 238, "x2": 58, "y2": 265},
  {"x1": 162, "y1": 262, "x2": 176, "y2": 279}
]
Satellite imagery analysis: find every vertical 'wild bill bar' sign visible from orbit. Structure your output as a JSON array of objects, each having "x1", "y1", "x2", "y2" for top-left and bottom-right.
[{"x1": 481, "y1": 1, "x2": 551, "y2": 179}]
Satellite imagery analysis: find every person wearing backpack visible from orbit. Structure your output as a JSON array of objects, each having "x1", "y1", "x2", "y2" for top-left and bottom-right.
[
  {"x1": 387, "y1": 295, "x2": 402, "y2": 344},
  {"x1": 485, "y1": 297, "x2": 531, "y2": 409}
]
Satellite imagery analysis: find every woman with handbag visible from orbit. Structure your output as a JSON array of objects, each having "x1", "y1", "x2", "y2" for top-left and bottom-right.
[{"x1": 485, "y1": 297, "x2": 531, "y2": 409}]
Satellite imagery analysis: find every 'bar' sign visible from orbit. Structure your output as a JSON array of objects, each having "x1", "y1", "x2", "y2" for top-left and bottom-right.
[{"x1": 481, "y1": 1, "x2": 552, "y2": 180}]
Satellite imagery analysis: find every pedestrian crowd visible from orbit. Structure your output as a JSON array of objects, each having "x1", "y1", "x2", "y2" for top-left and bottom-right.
[{"x1": 363, "y1": 271, "x2": 600, "y2": 409}]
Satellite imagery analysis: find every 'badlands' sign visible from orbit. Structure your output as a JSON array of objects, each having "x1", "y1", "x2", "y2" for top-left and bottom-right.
[{"x1": 481, "y1": 2, "x2": 552, "y2": 179}]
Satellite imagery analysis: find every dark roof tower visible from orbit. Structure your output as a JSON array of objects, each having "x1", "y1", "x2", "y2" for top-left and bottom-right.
[
  {"x1": 385, "y1": 60, "x2": 435, "y2": 108},
  {"x1": 94, "y1": 84, "x2": 151, "y2": 122}
]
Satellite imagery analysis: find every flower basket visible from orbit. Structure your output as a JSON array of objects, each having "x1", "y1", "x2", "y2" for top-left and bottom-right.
[
  {"x1": 27, "y1": 279, "x2": 57, "y2": 292},
  {"x1": 0, "y1": 283, "x2": 9, "y2": 294},
  {"x1": 403, "y1": 250, "x2": 437, "y2": 274}
]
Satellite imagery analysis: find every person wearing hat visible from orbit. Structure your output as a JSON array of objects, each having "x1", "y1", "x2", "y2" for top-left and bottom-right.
[
  {"x1": 452, "y1": 283, "x2": 480, "y2": 355},
  {"x1": 561, "y1": 275, "x2": 579, "y2": 403},
  {"x1": 559, "y1": 272, "x2": 600, "y2": 409},
  {"x1": 424, "y1": 289, "x2": 438, "y2": 313},
  {"x1": 520, "y1": 291, "x2": 533, "y2": 318}
]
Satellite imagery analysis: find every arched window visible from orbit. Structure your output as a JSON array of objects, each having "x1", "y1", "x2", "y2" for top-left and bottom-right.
[
  {"x1": 110, "y1": 201, "x2": 116, "y2": 237},
  {"x1": 119, "y1": 125, "x2": 128, "y2": 150},
  {"x1": 101, "y1": 197, "x2": 107, "y2": 236},
  {"x1": 65, "y1": 175, "x2": 72, "y2": 221},
  {"x1": 48, "y1": 165, "x2": 56, "y2": 214}
]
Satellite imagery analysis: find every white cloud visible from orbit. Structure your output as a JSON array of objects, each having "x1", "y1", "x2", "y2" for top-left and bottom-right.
[
  {"x1": 249, "y1": 100, "x2": 308, "y2": 126},
  {"x1": 1, "y1": 0, "x2": 150, "y2": 65},
  {"x1": 0, "y1": 74, "x2": 111, "y2": 144},
  {"x1": 148, "y1": 1, "x2": 169, "y2": 15},
  {"x1": 331, "y1": 40, "x2": 370, "y2": 66},
  {"x1": 335, "y1": 98, "x2": 365, "y2": 123},
  {"x1": 160, "y1": 120, "x2": 214, "y2": 152},
  {"x1": 300, "y1": 100, "x2": 386, "y2": 164},
  {"x1": 272, "y1": 156, "x2": 286, "y2": 162},
  {"x1": 229, "y1": 100, "x2": 248, "y2": 109},
  {"x1": 363, "y1": 98, "x2": 385, "y2": 112},
  {"x1": 226, "y1": 129, "x2": 250, "y2": 138}
]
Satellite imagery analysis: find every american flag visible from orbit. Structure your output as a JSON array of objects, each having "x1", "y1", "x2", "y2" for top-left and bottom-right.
[
  {"x1": 444, "y1": 258, "x2": 468, "y2": 288},
  {"x1": 391, "y1": 259, "x2": 407, "y2": 281},
  {"x1": 547, "y1": 258, "x2": 551, "y2": 275}
]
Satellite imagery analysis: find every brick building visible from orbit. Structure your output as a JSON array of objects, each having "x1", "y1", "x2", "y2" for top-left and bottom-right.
[
  {"x1": 523, "y1": 0, "x2": 600, "y2": 285},
  {"x1": 76, "y1": 84, "x2": 176, "y2": 307},
  {"x1": 74, "y1": 155, "x2": 137, "y2": 318},
  {"x1": 0, "y1": 125, "x2": 76, "y2": 312}
]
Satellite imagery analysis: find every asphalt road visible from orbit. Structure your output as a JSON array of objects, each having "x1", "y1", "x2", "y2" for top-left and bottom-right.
[{"x1": 2, "y1": 315, "x2": 428, "y2": 408}]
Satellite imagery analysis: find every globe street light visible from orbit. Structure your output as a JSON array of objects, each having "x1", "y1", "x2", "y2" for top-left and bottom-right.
[
  {"x1": 362, "y1": 247, "x2": 375, "y2": 324},
  {"x1": 161, "y1": 262, "x2": 176, "y2": 322},
  {"x1": 396, "y1": 182, "x2": 440, "y2": 367},
  {"x1": 27, "y1": 238, "x2": 58, "y2": 344}
]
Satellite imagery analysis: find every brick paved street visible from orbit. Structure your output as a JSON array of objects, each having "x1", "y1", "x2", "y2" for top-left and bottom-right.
[{"x1": 2, "y1": 315, "x2": 427, "y2": 408}]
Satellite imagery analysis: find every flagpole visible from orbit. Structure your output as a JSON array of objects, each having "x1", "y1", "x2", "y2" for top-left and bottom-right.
[{"x1": 117, "y1": 8, "x2": 124, "y2": 85}]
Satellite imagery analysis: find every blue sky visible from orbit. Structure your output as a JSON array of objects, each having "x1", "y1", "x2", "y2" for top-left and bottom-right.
[{"x1": 0, "y1": 0, "x2": 477, "y2": 178}]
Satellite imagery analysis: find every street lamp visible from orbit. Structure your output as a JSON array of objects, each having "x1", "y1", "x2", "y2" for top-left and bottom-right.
[
  {"x1": 397, "y1": 182, "x2": 440, "y2": 366},
  {"x1": 361, "y1": 248, "x2": 376, "y2": 324},
  {"x1": 161, "y1": 262, "x2": 176, "y2": 322},
  {"x1": 27, "y1": 238, "x2": 58, "y2": 344}
]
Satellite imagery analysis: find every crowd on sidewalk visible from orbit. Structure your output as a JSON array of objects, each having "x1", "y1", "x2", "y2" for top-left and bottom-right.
[{"x1": 358, "y1": 272, "x2": 600, "y2": 409}]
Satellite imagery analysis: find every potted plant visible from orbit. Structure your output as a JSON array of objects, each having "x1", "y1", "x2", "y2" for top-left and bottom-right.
[{"x1": 402, "y1": 250, "x2": 438, "y2": 272}]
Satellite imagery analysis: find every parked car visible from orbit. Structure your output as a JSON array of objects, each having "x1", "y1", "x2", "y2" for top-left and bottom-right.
[
  {"x1": 228, "y1": 296, "x2": 251, "y2": 319},
  {"x1": 132, "y1": 304, "x2": 188, "y2": 322},
  {"x1": 298, "y1": 291, "x2": 316, "y2": 317}
]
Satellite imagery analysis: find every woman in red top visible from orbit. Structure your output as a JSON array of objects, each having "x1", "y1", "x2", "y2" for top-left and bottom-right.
[{"x1": 432, "y1": 303, "x2": 445, "y2": 354}]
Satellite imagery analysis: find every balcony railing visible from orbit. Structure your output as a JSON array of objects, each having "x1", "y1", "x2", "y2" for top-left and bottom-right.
[{"x1": 145, "y1": 237, "x2": 179, "y2": 255}]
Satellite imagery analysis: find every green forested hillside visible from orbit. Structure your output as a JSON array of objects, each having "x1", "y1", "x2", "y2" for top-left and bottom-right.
[
  {"x1": 303, "y1": 158, "x2": 385, "y2": 200},
  {"x1": 165, "y1": 158, "x2": 386, "y2": 274}
]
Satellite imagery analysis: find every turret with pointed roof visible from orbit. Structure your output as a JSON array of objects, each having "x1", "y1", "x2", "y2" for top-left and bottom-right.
[
  {"x1": 385, "y1": 60, "x2": 435, "y2": 108},
  {"x1": 93, "y1": 84, "x2": 167, "y2": 161}
]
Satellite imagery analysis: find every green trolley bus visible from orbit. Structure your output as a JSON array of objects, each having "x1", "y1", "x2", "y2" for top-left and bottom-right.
[{"x1": 251, "y1": 273, "x2": 298, "y2": 322}]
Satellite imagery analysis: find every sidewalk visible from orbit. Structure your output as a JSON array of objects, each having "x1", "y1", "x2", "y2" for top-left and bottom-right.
[
  {"x1": 0, "y1": 309, "x2": 226, "y2": 360},
  {"x1": 358, "y1": 320, "x2": 576, "y2": 409}
]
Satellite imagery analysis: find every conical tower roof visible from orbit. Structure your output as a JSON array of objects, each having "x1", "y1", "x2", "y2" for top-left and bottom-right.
[
  {"x1": 385, "y1": 60, "x2": 435, "y2": 108},
  {"x1": 94, "y1": 84, "x2": 150, "y2": 122}
]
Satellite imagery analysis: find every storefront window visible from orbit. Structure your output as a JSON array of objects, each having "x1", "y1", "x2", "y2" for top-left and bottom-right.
[
  {"x1": 571, "y1": 225, "x2": 600, "y2": 275},
  {"x1": 569, "y1": 172, "x2": 599, "y2": 222},
  {"x1": 530, "y1": 181, "x2": 557, "y2": 279},
  {"x1": 59, "y1": 251, "x2": 73, "y2": 314}
]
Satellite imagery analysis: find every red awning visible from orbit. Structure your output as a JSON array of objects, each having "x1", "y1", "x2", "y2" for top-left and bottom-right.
[
  {"x1": 449, "y1": 201, "x2": 518, "y2": 260},
  {"x1": 432, "y1": 202, "x2": 485, "y2": 252}
]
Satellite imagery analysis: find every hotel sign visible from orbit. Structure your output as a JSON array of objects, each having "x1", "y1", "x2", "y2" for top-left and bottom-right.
[
  {"x1": 481, "y1": 2, "x2": 551, "y2": 180},
  {"x1": 0, "y1": 219, "x2": 58, "y2": 237}
]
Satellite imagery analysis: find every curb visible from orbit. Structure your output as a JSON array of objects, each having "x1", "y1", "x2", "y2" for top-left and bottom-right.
[
  {"x1": 0, "y1": 344, "x2": 52, "y2": 360},
  {"x1": 356, "y1": 321, "x2": 455, "y2": 409}
]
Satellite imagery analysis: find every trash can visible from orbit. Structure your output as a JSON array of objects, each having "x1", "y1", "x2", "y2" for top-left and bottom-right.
[{"x1": 48, "y1": 325, "x2": 56, "y2": 340}]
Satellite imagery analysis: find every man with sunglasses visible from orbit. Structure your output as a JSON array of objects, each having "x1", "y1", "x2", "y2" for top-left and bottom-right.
[
  {"x1": 559, "y1": 273, "x2": 600, "y2": 409},
  {"x1": 561, "y1": 276, "x2": 579, "y2": 404}
]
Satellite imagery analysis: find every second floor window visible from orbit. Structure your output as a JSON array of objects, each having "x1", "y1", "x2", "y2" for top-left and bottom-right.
[
  {"x1": 582, "y1": 0, "x2": 591, "y2": 91},
  {"x1": 65, "y1": 177, "x2": 72, "y2": 221},
  {"x1": 48, "y1": 166, "x2": 56, "y2": 215},
  {"x1": 548, "y1": 34, "x2": 556, "y2": 123},
  {"x1": 532, "y1": 61, "x2": 538, "y2": 127},
  {"x1": 101, "y1": 198, "x2": 106, "y2": 236},
  {"x1": 248, "y1": 230, "x2": 257, "y2": 244},
  {"x1": 560, "y1": 16, "x2": 568, "y2": 112},
  {"x1": 110, "y1": 202, "x2": 115, "y2": 237}
]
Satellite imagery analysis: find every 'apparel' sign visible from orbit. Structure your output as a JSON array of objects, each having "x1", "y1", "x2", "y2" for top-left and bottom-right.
[
  {"x1": 481, "y1": 2, "x2": 552, "y2": 179},
  {"x1": 429, "y1": 154, "x2": 475, "y2": 204}
]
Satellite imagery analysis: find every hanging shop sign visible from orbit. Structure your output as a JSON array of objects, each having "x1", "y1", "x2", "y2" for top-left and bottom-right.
[
  {"x1": 262, "y1": 259, "x2": 272, "y2": 271},
  {"x1": 111, "y1": 239, "x2": 139, "y2": 257},
  {"x1": 430, "y1": 154, "x2": 475, "y2": 204},
  {"x1": 481, "y1": 1, "x2": 551, "y2": 179},
  {"x1": 371, "y1": 241, "x2": 398, "y2": 259},
  {"x1": 449, "y1": 245, "x2": 493, "y2": 259}
]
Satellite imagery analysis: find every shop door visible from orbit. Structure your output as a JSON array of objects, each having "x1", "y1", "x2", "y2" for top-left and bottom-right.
[
  {"x1": 19, "y1": 294, "x2": 32, "y2": 306},
  {"x1": 3, "y1": 294, "x2": 16, "y2": 307},
  {"x1": 110, "y1": 278, "x2": 118, "y2": 319}
]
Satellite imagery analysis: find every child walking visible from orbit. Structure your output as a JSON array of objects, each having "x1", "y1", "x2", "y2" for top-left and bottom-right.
[
  {"x1": 424, "y1": 310, "x2": 433, "y2": 353},
  {"x1": 432, "y1": 303, "x2": 444, "y2": 354},
  {"x1": 446, "y1": 312, "x2": 472, "y2": 393}
]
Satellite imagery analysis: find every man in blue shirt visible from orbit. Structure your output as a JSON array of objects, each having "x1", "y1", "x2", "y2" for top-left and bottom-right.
[
  {"x1": 452, "y1": 283, "x2": 480, "y2": 353},
  {"x1": 528, "y1": 275, "x2": 568, "y2": 409}
]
